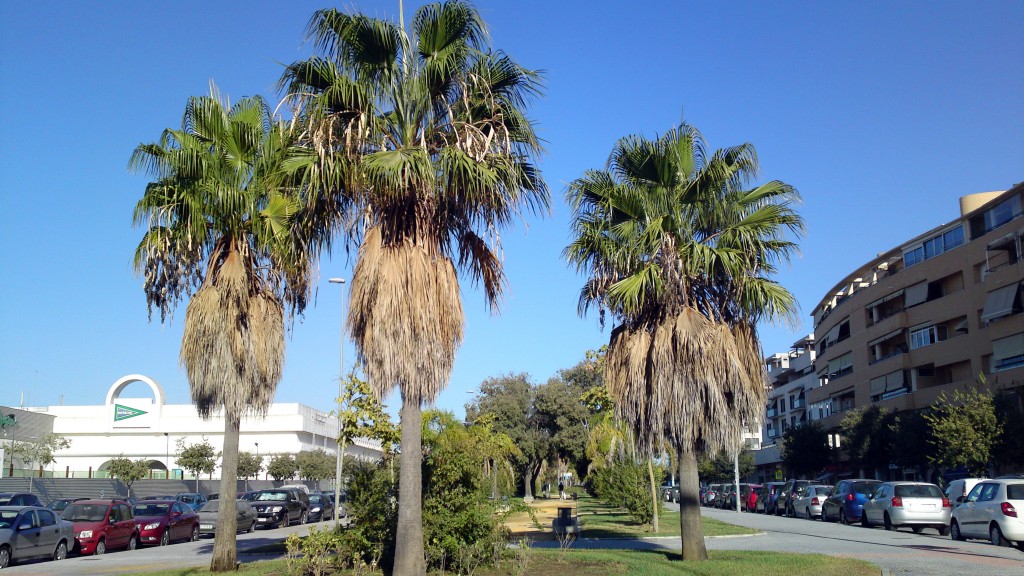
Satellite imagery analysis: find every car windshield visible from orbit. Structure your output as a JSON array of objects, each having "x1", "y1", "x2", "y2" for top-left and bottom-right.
[
  {"x1": 178, "y1": 495, "x2": 197, "y2": 503},
  {"x1": 63, "y1": 504, "x2": 107, "y2": 522},
  {"x1": 134, "y1": 504, "x2": 170, "y2": 516},
  {"x1": 309, "y1": 495, "x2": 323, "y2": 504},
  {"x1": 200, "y1": 501, "x2": 219, "y2": 512},
  {"x1": 894, "y1": 484, "x2": 942, "y2": 498},
  {"x1": 255, "y1": 492, "x2": 288, "y2": 502},
  {"x1": 0, "y1": 497, "x2": 11, "y2": 505},
  {"x1": 1006, "y1": 484, "x2": 1024, "y2": 500},
  {"x1": 853, "y1": 482, "x2": 879, "y2": 495},
  {"x1": 0, "y1": 511, "x2": 19, "y2": 528}
]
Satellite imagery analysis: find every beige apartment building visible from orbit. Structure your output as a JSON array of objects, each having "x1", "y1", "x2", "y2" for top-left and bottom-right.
[{"x1": 800, "y1": 183, "x2": 1023, "y2": 477}]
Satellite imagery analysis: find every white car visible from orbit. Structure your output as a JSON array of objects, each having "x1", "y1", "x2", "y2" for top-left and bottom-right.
[
  {"x1": 950, "y1": 478, "x2": 1024, "y2": 549},
  {"x1": 861, "y1": 482, "x2": 951, "y2": 534},
  {"x1": 792, "y1": 485, "x2": 833, "y2": 519}
]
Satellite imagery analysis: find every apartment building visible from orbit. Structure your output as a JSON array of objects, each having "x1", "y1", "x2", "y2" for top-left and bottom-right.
[
  {"x1": 753, "y1": 335, "x2": 817, "y2": 482},
  {"x1": 803, "y1": 184, "x2": 1023, "y2": 474}
]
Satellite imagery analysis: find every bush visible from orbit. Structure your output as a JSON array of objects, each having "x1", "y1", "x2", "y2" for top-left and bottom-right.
[{"x1": 587, "y1": 461, "x2": 658, "y2": 525}]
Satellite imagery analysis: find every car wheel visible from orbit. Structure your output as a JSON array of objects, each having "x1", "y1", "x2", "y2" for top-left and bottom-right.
[
  {"x1": 861, "y1": 511, "x2": 872, "y2": 528},
  {"x1": 990, "y1": 523, "x2": 1009, "y2": 547},
  {"x1": 0, "y1": 545, "x2": 12, "y2": 568},
  {"x1": 191, "y1": 525, "x2": 200, "y2": 542},
  {"x1": 840, "y1": 509, "x2": 849, "y2": 525},
  {"x1": 95, "y1": 539, "x2": 106, "y2": 555},
  {"x1": 248, "y1": 520, "x2": 256, "y2": 533},
  {"x1": 160, "y1": 530, "x2": 170, "y2": 546},
  {"x1": 883, "y1": 513, "x2": 895, "y2": 531},
  {"x1": 54, "y1": 540, "x2": 68, "y2": 561},
  {"x1": 938, "y1": 525, "x2": 950, "y2": 536},
  {"x1": 951, "y1": 520, "x2": 964, "y2": 541},
  {"x1": 128, "y1": 533, "x2": 139, "y2": 551},
  {"x1": 912, "y1": 526, "x2": 923, "y2": 534},
  {"x1": 299, "y1": 511, "x2": 308, "y2": 525}
]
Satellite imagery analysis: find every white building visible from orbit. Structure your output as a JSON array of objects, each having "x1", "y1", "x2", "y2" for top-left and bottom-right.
[{"x1": 18, "y1": 374, "x2": 381, "y2": 479}]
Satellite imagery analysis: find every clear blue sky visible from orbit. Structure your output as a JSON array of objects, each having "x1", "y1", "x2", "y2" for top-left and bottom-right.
[{"x1": 1, "y1": 1, "x2": 1021, "y2": 421}]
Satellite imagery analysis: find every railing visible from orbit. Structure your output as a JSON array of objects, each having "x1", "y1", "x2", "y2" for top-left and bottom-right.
[
  {"x1": 766, "y1": 407, "x2": 778, "y2": 418},
  {"x1": 791, "y1": 398, "x2": 806, "y2": 410}
]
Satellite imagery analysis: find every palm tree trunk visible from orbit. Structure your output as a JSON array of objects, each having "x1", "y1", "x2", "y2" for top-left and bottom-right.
[
  {"x1": 393, "y1": 398, "x2": 425, "y2": 576},
  {"x1": 677, "y1": 447, "x2": 708, "y2": 560},
  {"x1": 210, "y1": 411, "x2": 240, "y2": 572},
  {"x1": 647, "y1": 457, "x2": 659, "y2": 532}
]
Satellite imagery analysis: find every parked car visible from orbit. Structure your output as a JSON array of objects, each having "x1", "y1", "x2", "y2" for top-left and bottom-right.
[
  {"x1": 0, "y1": 494, "x2": 43, "y2": 507},
  {"x1": 175, "y1": 492, "x2": 208, "y2": 513},
  {"x1": 861, "y1": 482, "x2": 951, "y2": 534},
  {"x1": 197, "y1": 500, "x2": 257, "y2": 536},
  {"x1": 703, "y1": 484, "x2": 721, "y2": 507},
  {"x1": 670, "y1": 486, "x2": 681, "y2": 503},
  {"x1": 745, "y1": 484, "x2": 762, "y2": 512},
  {"x1": 716, "y1": 484, "x2": 735, "y2": 509},
  {"x1": 307, "y1": 493, "x2": 335, "y2": 523},
  {"x1": 279, "y1": 484, "x2": 310, "y2": 495},
  {"x1": 950, "y1": 478, "x2": 1024, "y2": 549},
  {"x1": 757, "y1": 482, "x2": 786, "y2": 514},
  {"x1": 778, "y1": 480, "x2": 812, "y2": 517},
  {"x1": 0, "y1": 506, "x2": 74, "y2": 568},
  {"x1": 142, "y1": 495, "x2": 177, "y2": 501},
  {"x1": 132, "y1": 500, "x2": 199, "y2": 546},
  {"x1": 250, "y1": 490, "x2": 307, "y2": 528},
  {"x1": 61, "y1": 499, "x2": 139, "y2": 555},
  {"x1": 46, "y1": 498, "x2": 87, "y2": 516},
  {"x1": 822, "y1": 479, "x2": 881, "y2": 524},
  {"x1": 792, "y1": 485, "x2": 832, "y2": 519},
  {"x1": 945, "y1": 478, "x2": 986, "y2": 503}
]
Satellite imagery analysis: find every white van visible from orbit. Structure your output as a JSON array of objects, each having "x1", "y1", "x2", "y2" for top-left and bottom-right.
[
  {"x1": 945, "y1": 478, "x2": 986, "y2": 502},
  {"x1": 279, "y1": 484, "x2": 310, "y2": 495}
]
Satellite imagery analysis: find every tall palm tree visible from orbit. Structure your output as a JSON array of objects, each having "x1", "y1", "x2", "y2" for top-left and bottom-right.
[
  {"x1": 130, "y1": 86, "x2": 314, "y2": 572},
  {"x1": 280, "y1": 2, "x2": 547, "y2": 573},
  {"x1": 565, "y1": 123, "x2": 803, "y2": 560}
]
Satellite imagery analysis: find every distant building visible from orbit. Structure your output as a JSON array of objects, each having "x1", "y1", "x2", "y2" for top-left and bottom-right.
[
  {"x1": 8, "y1": 374, "x2": 381, "y2": 480},
  {"x1": 754, "y1": 335, "x2": 816, "y2": 482},
  {"x1": 757, "y1": 183, "x2": 1023, "y2": 481}
]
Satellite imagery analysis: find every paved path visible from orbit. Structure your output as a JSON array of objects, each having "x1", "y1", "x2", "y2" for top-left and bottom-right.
[{"x1": 534, "y1": 503, "x2": 1024, "y2": 576}]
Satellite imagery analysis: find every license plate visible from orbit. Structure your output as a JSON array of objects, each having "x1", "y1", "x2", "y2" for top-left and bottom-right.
[
  {"x1": 201, "y1": 524, "x2": 213, "y2": 529},
  {"x1": 257, "y1": 518, "x2": 268, "y2": 522}
]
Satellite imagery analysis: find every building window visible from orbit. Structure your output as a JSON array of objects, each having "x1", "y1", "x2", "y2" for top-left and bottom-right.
[
  {"x1": 909, "y1": 325, "x2": 948, "y2": 350},
  {"x1": 981, "y1": 282, "x2": 1023, "y2": 324},
  {"x1": 903, "y1": 224, "x2": 965, "y2": 268},
  {"x1": 992, "y1": 333, "x2": 1024, "y2": 372},
  {"x1": 970, "y1": 195, "x2": 1022, "y2": 238}
]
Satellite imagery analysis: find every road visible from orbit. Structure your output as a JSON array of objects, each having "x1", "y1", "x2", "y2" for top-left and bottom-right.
[
  {"x1": 3, "y1": 519, "x2": 329, "y2": 575},
  {"x1": 543, "y1": 502, "x2": 1024, "y2": 576}
]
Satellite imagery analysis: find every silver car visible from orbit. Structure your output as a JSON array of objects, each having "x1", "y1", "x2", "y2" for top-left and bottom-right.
[
  {"x1": 0, "y1": 506, "x2": 74, "y2": 568},
  {"x1": 861, "y1": 482, "x2": 951, "y2": 534},
  {"x1": 197, "y1": 500, "x2": 257, "y2": 536},
  {"x1": 792, "y1": 485, "x2": 833, "y2": 519}
]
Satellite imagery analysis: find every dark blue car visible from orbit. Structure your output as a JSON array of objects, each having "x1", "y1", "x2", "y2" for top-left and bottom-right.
[{"x1": 821, "y1": 479, "x2": 881, "y2": 524}]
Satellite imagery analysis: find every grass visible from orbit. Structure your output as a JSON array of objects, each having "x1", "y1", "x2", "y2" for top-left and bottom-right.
[
  {"x1": 574, "y1": 496, "x2": 759, "y2": 539},
  {"x1": 123, "y1": 549, "x2": 879, "y2": 576}
]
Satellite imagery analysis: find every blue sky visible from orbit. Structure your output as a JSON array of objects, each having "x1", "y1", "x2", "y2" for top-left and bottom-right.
[{"x1": 1, "y1": 1, "x2": 1021, "y2": 420}]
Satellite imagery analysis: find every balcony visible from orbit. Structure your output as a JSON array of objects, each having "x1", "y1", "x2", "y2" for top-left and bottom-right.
[
  {"x1": 766, "y1": 407, "x2": 778, "y2": 418},
  {"x1": 791, "y1": 397, "x2": 806, "y2": 410}
]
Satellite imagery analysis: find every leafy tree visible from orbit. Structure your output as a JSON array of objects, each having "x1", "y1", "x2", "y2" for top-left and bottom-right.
[
  {"x1": 296, "y1": 449, "x2": 334, "y2": 483},
  {"x1": 267, "y1": 454, "x2": 298, "y2": 482},
  {"x1": 535, "y1": 375, "x2": 590, "y2": 478},
  {"x1": 466, "y1": 373, "x2": 550, "y2": 498},
  {"x1": 335, "y1": 371, "x2": 393, "y2": 521},
  {"x1": 699, "y1": 447, "x2": 756, "y2": 483},
  {"x1": 888, "y1": 409, "x2": 932, "y2": 475},
  {"x1": 993, "y1": 393, "x2": 1024, "y2": 470},
  {"x1": 840, "y1": 405, "x2": 895, "y2": 477},
  {"x1": 236, "y1": 451, "x2": 263, "y2": 480},
  {"x1": 176, "y1": 438, "x2": 218, "y2": 491},
  {"x1": 281, "y1": 3, "x2": 547, "y2": 572},
  {"x1": 6, "y1": 434, "x2": 72, "y2": 471},
  {"x1": 925, "y1": 387, "x2": 1002, "y2": 476},
  {"x1": 108, "y1": 456, "x2": 151, "y2": 495},
  {"x1": 565, "y1": 122, "x2": 803, "y2": 560},
  {"x1": 781, "y1": 423, "x2": 831, "y2": 478},
  {"x1": 131, "y1": 85, "x2": 314, "y2": 571}
]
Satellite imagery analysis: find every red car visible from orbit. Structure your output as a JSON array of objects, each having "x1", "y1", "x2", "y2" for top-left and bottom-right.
[
  {"x1": 62, "y1": 499, "x2": 139, "y2": 555},
  {"x1": 745, "y1": 484, "x2": 763, "y2": 512},
  {"x1": 132, "y1": 500, "x2": 199, "y2": 546}
]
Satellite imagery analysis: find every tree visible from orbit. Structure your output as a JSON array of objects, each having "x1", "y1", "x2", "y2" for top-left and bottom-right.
[
  {"x1": 131, "y1": 85, "x2": 314, "y2": 571},
  {"x1": 6, "y1": 434, "x2": 72, "y2": 471},
  {"x1": 236, "y1": 451, "x2": 263, "y2": 481},
  {"x1": 565, "y1": 122, "x2": 803, "y2": 560},
  {"x1": 781, "y1": 423, "x2": 831, "y2": 478},
  {"x1": 924, "y1": 387, "x2": 1002, "y2": 476},
  {"x1": 296, "y1": 449, "x2": 334, "y2": 483},
  {"x1": 176, "y1": 438, "x2": 217, "y2": 491},
  {"x1": 108, "y1": 456, "x2": 151, "y2": 495},
  {"x1": 840, "y1": 405, "x2": 895, "y2": 478},
  {"x1": 335, "y1": 371, "x2": 391, "y2": 524},
  {"x1": 281, "y1": 3, "x2": 547, "y2": 572},
  {"x1": 267, "y1": 454, "x2": 298, "y2": 482},
  {"x1": 993, "y1": 393, "x2": 1024, "y2": 471},
  {"x1": 699, "y1": 447, "x2": 755, "y2": 483}
]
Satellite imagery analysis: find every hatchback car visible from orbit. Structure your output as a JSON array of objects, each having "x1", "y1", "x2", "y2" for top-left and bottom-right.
[
  {"x1": 0, "y1": 506, "x2": 74, "y2": 568},
  {"x1": 716, "y1": 484, "x2": 735, "y2": 509},
  {"x1": 62, "y1": 499, "x2": 139, "y2": 555},
  {"x1": 132, "y1": 500, "x2": 199, "y2": 546},
  {"x1": 822, "y1": 479, "x2": 881, "y2": 524},
  {"x1": 46, "y1": 498, "x2": 88, "y2": 516},
  {"x1": 757, "y1": 482, "x2": 786, "y2": 514},
  {"x1": 861, "y1": 482, "x2": 951, "y2": 534},
  {"x1": 779, "y1": 480, "x2": 812, "y2": 517},
  {"x1": 175, "y1": 492, "x2": 207, "y2": 512},
  {"x1": 950, "y1": 478, "x2": 1024, "y2": 549},
  {"x1": 792, "y1": 484, "x2": 832, "y2": 519},
  {"x1": 197, "y1": 500, "x2": 257, "y2": 536},
  {"x1": 745, "y1": 484, "x2": 762, "y2": 512},
  {"x1": 703, "y1": 484, "x2": 721, "y2": 507},
  {"x1": 307, "y1": 493, "x2": 335, "y2": 522},
  {"x1": 0, "y1": 493, "x2": 43, "y2": 507}
]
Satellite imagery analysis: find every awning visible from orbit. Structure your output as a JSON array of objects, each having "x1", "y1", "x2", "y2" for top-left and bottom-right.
[
  {"x1": 868, "y1": 329, "x2": 903, "y2": 347},
  {"x1": 981, "y1": 282, "x2": 1022, "y2": 322},
  {"x1": 905, "y1": 281, "x2": 929, "y2": 308},
  {"x1": 867, "y1": 289, "x2": 905, "y2": 309}
]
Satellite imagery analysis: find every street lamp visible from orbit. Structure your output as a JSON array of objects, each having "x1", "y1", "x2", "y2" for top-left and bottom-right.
[
  {"x1": 255, "y1": 443, "x2": 260, "y2": 481},
  {"x1": 164, "y1": 433, "x2": 169, "y2": 479},
  {"x1": 329, "y1": 277, "x2": 346, "y2": 528}
]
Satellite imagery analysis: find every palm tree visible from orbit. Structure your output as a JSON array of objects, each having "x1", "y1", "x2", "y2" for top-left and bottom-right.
[
  {"x1": 280, "y1": 3, "x2": 547, "y2": 573},
  {"x1": 564, "y1": 123, "x2": 803, "y2": 560},
  {"x1": 130, "y1": 86, "x2": 313, "y2": 572}
]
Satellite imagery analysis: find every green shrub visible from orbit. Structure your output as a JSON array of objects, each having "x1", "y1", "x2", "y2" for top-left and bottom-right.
[{"x1": 587, "y1": 461, "x2": 658, "y2": 525}]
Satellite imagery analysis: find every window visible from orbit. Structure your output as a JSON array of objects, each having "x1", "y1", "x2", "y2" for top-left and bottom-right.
[
  {"x1": 981, "y1": 283, "x2": 1023, "y2": 323},
  {"x1": 909, "y1": 325, "x2": 947, "y2": 350},
  {"x1": 992, "y1": 333, "x2": 1024, "y2": 372},
  {"x1": 37, "y1": 510, "x2": 56, "y2": 526},
  {"x1": 903, "y1": 224, "x2": 965, "y2": 267},
  {"x1": 971, "y1": 195, "x2": 1022, "y2": 237}
]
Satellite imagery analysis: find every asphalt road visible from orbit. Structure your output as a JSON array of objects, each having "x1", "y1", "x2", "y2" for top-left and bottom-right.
[{"x1": 543, "y1": 501, "x2": 1024, "y2": 576}]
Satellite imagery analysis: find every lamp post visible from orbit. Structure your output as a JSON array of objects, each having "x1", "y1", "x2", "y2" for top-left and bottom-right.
[
  {"x1": 164, "y1": 433, "x2": 169, "y2": 479},
  {"x1": 255, "y1": 443, "x2": 260, "y2": 481},
  {"x1": 329, "y1": 277, "x2": 346, "y2": 528}
]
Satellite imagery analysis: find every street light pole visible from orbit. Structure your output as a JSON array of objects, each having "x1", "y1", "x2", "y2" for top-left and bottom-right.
[
  {"x1": 255, "y1": 443, "x2": 260, "y2": 482},
  {"x1": 329, "y1": 277, "x2": 346, "y2": 529}
]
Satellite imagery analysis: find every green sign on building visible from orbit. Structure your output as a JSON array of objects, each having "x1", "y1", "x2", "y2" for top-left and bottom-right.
[{"x1": 114, "y1": 404, "x2": 147, "y2": 422}]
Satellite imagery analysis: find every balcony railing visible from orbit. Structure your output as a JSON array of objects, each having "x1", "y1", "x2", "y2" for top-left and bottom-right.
[
  {"x1": 766, "y1": 407, "x2": 778, "y2": 418},
  {"x1": 791, "y1": 398, "x2": 806, "y2": 410}
]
